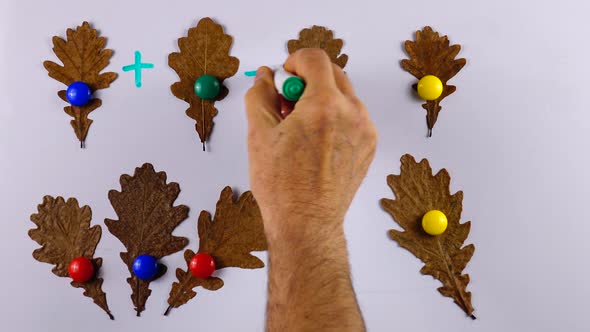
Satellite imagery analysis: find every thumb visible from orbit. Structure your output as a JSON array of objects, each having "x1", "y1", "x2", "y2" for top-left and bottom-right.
[{"x1": 244, "y1": 66, "x2": 281, "y2": 133}]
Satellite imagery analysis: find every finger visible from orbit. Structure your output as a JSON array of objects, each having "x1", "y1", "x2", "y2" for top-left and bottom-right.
[
  {"x1": 331, "y1": 63, "x2": 355, "y2": 96},
  {"x1": 284, "y1": 48, "x2": 338, "y2": 94},
  {"x1": 244, "y1": 66, "x2": 282, "y2": 133}
]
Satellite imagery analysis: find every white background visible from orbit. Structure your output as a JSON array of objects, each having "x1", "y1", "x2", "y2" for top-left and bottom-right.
[{"x1": 1, "y1": 0, "x2": 589, "y2": 331}]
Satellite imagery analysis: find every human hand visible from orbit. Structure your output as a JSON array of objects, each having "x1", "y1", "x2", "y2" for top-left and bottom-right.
[{"x1": 244, "y1": 49, "x2": 377, "y2": 242}]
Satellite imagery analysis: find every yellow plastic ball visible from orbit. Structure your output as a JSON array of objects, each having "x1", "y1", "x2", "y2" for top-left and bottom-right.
[
  {"x1": 417, "y1": 75, "x2": 443, "y2": 101},
  {"x1": 422, "y1": 210, "x2": 448, "y2": 236}
]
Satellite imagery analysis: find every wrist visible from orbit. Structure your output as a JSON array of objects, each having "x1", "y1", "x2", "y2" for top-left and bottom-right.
[{"x1": 263, "y1": 213, "x2": 345, "y2": 249}]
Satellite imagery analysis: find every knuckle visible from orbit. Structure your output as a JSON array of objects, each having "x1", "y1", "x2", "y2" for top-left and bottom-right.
[
  {"x1": 314, "y1": 93, "x2": 342, "y2": 111},
  {"x1": 297, "y1": 47, "x2": 327, "y2": 57},
  {"x1": 244, "y1": 87, "x2": 257, "y2": 105},
  {"x1": 244, "y1": 81, "x2": 273, "y2": 105},
  {"x1": 364, "y1": 121, "x2": 378, "y2": 147},
  {"x1": 310, "y1": 100, "x2": 341, "y2": 124},
  {"x1": 350, "y1": 109, "x2": 377, "y2": 148},
  {"x1": 315, "y1": 110, "x2": 337, "y2": 126},
  {"x1": 297, "y1": 48, "x2": 329, "y2": 60},
  {"x1": 349, "y1": 96, "x2": 366, "y2": 111}
]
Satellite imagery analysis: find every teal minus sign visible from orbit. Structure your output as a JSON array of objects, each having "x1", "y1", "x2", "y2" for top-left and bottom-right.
[
  {"x1": 122, "y1": 51, "x2": 154, "y2": 88},
  {"x1": 244, "y1": 70, "x2": 257, "y2": 77}
]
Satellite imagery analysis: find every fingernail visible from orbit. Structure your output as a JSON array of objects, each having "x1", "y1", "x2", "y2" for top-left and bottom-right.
[{"x1": 255, "y1": 69, "x2": 265, "y2": 81}]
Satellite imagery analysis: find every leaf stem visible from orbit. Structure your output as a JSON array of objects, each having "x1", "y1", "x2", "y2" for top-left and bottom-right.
[
  {"x1": 136, "y1": 278, "x2": 141, "y2": 317},
  {"x1": 164, "y1": 305, "x2": 173, "y2": 316}
]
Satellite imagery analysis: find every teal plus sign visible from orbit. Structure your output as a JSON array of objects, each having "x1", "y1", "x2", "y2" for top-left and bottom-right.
[{"x1": 122, "y1": 51, "x2": 154, "y2": 88}]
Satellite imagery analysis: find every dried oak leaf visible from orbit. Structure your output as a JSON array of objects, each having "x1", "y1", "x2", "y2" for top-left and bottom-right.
[
  {"x1": 169, "y1": 17, "x2": 240, "y2": 151},
  {"x1": 43, "y1": 21, "x2": 118, "y2": 147},
  {"x1": 380, "y1": 154, "x2": 475, "y2": 319},
  {"x1": 165, "y1": 187, "x2": 267, "y2": 315},
  {"x1": 29, "y1": 196, "x2": 113, "y2": 319},
  {"x1": 401, "y1": 26, "x2": 466, "y2": 137},
  {"x1": 288, "y1": 25, "x2": 348, "y2": 68},
  {"x1": 105, "y1": 163, "x2": 189, "y2": 316},
  {"x1": 164, "y1": 249, "x2": 224, "y2": 315}
]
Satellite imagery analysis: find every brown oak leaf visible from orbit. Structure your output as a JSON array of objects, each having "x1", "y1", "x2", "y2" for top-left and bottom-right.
[
  {"x1": 105, "y1": 163, "x2": 189, "y2": 316},
  {"x1": 169, "y1": 17, "x2": 240, "y2": 151},
  {"x1": 164, "y1": 249, "x2": 224, "y2": 315},
  {"x1": 380, "y1": 154, "x2": 475, "y2": 319},
  {"x1": 165, "y1": 187, "x2": 267, "y2": 315},
  {"x1": 43, "y1": 21, "x2": 118, "y2": 147},
  {"x1": 29, "y1": 196, "x2": 113, "y2": 319},
  {"x1": 288, "y1": 25, "x2": 348, "y2": 68},
  {"x1": 401, "y1": 26, "x2": 466, "y2": 137}
]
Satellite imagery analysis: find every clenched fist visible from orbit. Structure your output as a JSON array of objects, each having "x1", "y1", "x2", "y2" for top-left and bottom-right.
[{"x1": 245, "y1": 48, "x2": 377, "y2": 240}]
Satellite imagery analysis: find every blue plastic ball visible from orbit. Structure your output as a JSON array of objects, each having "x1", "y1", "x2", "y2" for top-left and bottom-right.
[
  {"x1": 132, "y1": 255, "x2": 158, "y2": 280},
  {"x1": 66, "y1": 81, "x2": 92, "y2": 106}
]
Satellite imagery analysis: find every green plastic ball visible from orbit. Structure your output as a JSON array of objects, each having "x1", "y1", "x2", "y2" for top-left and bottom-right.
[{"x1": 194, "y1": 75, "x2": 221, "y2": 100}]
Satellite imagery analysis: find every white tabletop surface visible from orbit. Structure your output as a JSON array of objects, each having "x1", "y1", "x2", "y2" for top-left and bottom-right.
[{"x1": 1, "y1": 0, "x2": 589, "y2": 331}]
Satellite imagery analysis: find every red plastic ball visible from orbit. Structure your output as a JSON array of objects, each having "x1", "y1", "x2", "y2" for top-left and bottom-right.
[
  {"x1": 68, "y1": 257, "x2": 95, "y2": 283},
  {"x1": 189, "y1": 253, "x2": 216, "y2": 279}
]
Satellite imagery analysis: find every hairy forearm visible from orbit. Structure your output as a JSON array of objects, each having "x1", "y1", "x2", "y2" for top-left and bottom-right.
[{"x1": 265, "y1": 217, "x2": 365, "y2": 332}]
